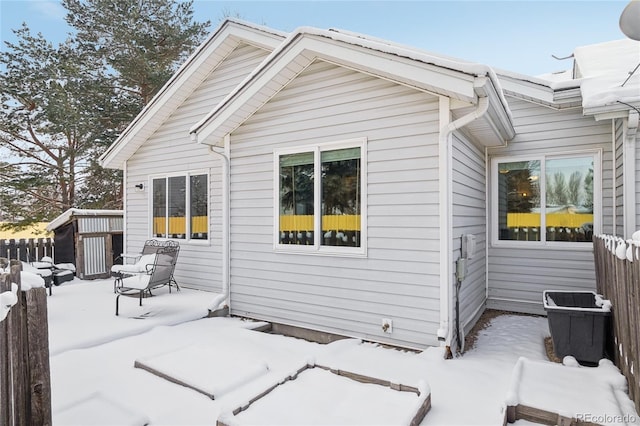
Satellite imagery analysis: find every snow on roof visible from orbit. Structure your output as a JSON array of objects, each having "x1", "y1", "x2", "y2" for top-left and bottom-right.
[
  {"x1": 46, "y1": 208, "x2": 123, "y2": 232},
  {"x1": 573, "y1": 39, "x2": 640, "y2": 109}
]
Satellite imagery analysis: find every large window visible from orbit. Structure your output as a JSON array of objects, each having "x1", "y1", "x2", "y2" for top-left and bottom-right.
[
  {"x1": 152, "y1": 171, "x2": 208, "y2": 240},
  {"x1": 276, "y1": 139, "x2": 366, "y2": 254},
  {"x1": 493, "y1": 153, "x2": 599, "y2": 245}
]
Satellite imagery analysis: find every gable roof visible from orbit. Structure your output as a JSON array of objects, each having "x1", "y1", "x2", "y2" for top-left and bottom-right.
[
  {"x1": 189, "y1": 26, "x2": 515, "y2": 147},
  {"x1": 99, "y1": 19, "x2": 286, "y2": 169}
]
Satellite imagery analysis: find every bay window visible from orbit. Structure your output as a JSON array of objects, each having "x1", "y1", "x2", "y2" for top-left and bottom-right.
[
  {"x1": 276, "y1": 139, "x2": 366, "y2": 254},
  {"x1": 152, "y1": 171, "x2": 208, "y2": 241},
  {"x1": 493, "y1": 153, "x2": 599, "y2": 245}
]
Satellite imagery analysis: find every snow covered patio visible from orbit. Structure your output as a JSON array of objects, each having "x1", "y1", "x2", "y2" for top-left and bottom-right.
[{"x1": 47, "y1": 278, "x2": 639, "y2": 425}]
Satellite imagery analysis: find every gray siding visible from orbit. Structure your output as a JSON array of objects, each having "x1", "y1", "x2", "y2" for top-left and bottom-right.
[
  {"x1": 487, "y1": 97, "x2": 613, "y2": 314},
  {"x1": 451, "y1": 132, "x2": 486, "y2": 334},
  {"x1": 228, "y1": 60, "x2": 441, "y2": 349},
  {"x1": 125, "y1": 43, "x2": 271, "y2": 291},
  {"x1": 636, "y1": 129, "x2": 640, "y2": 231},
  {"x1": 615, "y1": 118, "x2": 624, "y2": 236}
]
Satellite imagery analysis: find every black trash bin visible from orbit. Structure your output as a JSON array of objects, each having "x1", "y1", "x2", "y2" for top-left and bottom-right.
[{"x1": 543, "y1": 290, "x2": 611, "y2": 365}]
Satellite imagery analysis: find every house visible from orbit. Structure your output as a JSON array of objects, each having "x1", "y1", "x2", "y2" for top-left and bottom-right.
[{"x1": 100, "y1": 19, "x2": 640, "y2": 351}]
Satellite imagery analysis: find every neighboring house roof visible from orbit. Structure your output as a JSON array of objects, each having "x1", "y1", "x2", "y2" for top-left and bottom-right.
[
  {"x1": 189, "y1": 26, "x2": 516, "y2": 147},
  {"x1": 501, "y1": 38, "x2": 640, "y2": 117},
  {"x1": 46, "y1": 209, "x2": 123, "y2": 232},
  {"x1": 573, "y1": 39, "x2": 640, "y2": 115},
  {"x1": 99, "y1": 19, "x2": 286, "y2": 169}
]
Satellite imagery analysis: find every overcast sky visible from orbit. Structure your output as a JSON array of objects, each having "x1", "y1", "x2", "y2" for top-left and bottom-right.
[{"x1": 0, "y1": 0, "x2": 632, "y2": 76}]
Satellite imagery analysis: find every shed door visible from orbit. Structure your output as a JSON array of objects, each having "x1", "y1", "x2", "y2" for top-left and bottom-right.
[{"x1": 78, "y1": 235, "x2": 108, "y2": 279}]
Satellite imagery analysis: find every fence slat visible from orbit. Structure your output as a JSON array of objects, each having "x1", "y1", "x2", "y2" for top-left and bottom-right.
[{"x1": 0, "y1": 238, "x2": 54, "y2": 262}]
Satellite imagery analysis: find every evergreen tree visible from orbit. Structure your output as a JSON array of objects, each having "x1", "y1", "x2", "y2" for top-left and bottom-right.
[
  {"x1": 0, "y1": 1, "x2": 209, "y2": 228},
  {"x1": 64, "y1": 0, "x2": 210, "y2": 104}
]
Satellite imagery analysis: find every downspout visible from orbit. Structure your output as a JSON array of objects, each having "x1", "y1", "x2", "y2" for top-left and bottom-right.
[
  {"x1": 624, "y1": 110, "x2": 639, "y2": 237},
  {"x1": 203, "y1": 134, "x2": 231, "y2": 314},
  {"x1": 437, "y1": 95, "x2": 489, "y2": 357}
]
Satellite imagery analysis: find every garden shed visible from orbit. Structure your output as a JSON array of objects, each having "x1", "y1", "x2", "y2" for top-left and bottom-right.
[{"x1": 46, "y1": 209, "x2": 124, "y2": 279}]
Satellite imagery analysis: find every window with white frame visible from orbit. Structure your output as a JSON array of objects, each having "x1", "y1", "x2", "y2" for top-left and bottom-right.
[
  {"x1": 276, "y1": 139, "x2": 366, "y2": 254},
  {"x1": 493, "y1": 153, "x2": 599, "y2": 245},
  {"x1": 152, "y1": 172, "x2": 208, "y2": 240}
]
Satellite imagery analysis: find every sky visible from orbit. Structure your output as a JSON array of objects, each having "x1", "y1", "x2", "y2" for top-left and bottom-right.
[{"x1": 0, "y1": 0, "x2": 632, "y2": 77}]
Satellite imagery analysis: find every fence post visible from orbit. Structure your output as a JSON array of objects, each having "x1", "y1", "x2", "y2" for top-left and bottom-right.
[
  {"x1": 0, "y1": 272, "x2": 13, "y2": 425},
  {"x1": 8, "y1": 263, "x2": 30, "y2": 425},
  {"x1": 0, "y1": 261, "x2": 52, "y2": 426},
  {"x1": 25, "y1": 282, "x2": 52, "y2": 425},
  {"x1": 594, "y1": 235, "x2": 640, "y2": 417}
]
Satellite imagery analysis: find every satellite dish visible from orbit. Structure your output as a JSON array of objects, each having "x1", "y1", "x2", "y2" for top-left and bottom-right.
[{"x1": 620, "y1": 0, "x2": 640, "y2": 41}]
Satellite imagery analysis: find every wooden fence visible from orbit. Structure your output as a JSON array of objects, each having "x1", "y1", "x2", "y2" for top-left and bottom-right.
[
  {"x1": 0, "y1": 238, "x2": 54, "y2": 263},
  {"x1": 0, "y1": 260, "x2": 52, "y2": 425},
  {"x1": 593, "y1": 235, "x2": 640, "y2": 415}
]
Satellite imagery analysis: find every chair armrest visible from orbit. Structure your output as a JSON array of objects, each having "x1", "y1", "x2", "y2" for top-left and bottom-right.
[{"x1": 121, "y1": 253, "x2": 142, "y2": 261}]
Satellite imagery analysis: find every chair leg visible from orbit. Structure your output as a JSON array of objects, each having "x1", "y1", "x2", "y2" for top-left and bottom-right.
[
  {"x1": 139, "y1": 291, "x2": 143, "y2": 306},
  {"x1": 171, "y1": 277, "x2": 180, "y2": 292},
  {"x1": 116, "y1": 294, "x2": 121, "y2": 316},
  {"x1": 113, "y1": 275, "x2": 122, "y2": 294}
]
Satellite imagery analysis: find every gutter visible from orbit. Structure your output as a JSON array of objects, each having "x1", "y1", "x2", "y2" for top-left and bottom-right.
[
  {"x1": 438, "y1": 95, "x2": 490, "y2": 356},
  {"x1": 205, "y1": 134, "x2": 231, "y2": 314}
]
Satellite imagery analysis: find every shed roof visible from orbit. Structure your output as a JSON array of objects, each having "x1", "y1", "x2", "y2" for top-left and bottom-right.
[
  {"x1": 46, "y1": 209, "x2": 123, "y2": 232},
  {"x1": 99, "y1": 19, "x2": 286, "y2": 169}
]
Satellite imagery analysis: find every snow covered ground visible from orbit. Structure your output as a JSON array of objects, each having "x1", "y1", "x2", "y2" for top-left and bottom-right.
[{"x1": 47, "y1": 278, "x2": 639, "y2": 425}]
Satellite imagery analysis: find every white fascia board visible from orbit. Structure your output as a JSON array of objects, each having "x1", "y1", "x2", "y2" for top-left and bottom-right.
[
  {"x1": 100, "y1": 20, "x2": 285, "y2": 169},
  {"x1": 192, "y1": 38, "x2": 313, "y2": 145},
  {"x1": 474, "y1": 77, "x2": 515, "y2": 141},
  {"x1": 305, "y1": 37, "x2": 478, "y2": 101},
  {"x1": 46, "y1": 208, "x2": 123, "y2": 231},
  {"x1": 192, "y1": 34, "x2": 480, "y2": 145},
  {"x1": 586, "y1": 103, "x2": 640, "y2": 119},
  {"x1": 498, "y1": 72, "x2": 583, "y2": 110}
]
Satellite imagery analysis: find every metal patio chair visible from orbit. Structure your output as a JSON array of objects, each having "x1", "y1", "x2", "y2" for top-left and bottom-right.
[
  {"x1": 115, "y1": 245, "x2": 179, "y2": 315},
  {"x1": 111, "y1": 240, "x2": 180, "y2": 293}
]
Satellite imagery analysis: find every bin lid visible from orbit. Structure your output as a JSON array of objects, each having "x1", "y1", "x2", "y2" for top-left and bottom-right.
[{"x1": 543, "y1": 290, "x2": 611, "y2": 313}]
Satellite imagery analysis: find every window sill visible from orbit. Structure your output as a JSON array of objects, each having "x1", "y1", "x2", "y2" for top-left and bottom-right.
[
  {"x1": 274, "y1": 246, "x2": 367, "y2": 258},
  {"x1": 490, "y1": 240, "x2": 594, "y2": 251},
  {"x1": 152, "y1": 237, "x2": 211, "y2": 247}
]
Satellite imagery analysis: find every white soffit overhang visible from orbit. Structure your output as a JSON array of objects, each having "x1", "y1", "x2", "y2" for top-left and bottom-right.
[
  {"x1": 191, "y1": 28, "x2": 515, "y2": 147},
  {"x1": 99, "y1": 19, "x2": 286, "y2": 170}
]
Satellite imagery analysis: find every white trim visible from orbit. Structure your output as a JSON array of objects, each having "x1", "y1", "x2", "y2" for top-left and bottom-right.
[
  {"x1": 123, "y1": 160, "x2": 128, "y2": 253},
  {"x1": 490, "y1": 150, "x2": 602, "y2": 247},
  {"x1": 438, "y1": 96, "x2": 451, "y2": 346},
  {"x1": 147, "y1": 169, "x2": 211, "y2": 244},
  {"x1": 623, "y1": 111, "x2": 639, "y2": 237},
  {"x1": 100, "y1": 19, "x2": 285, "y2": 169},
  {"x1": 272, "y1": 137, "x2": 367, "y2": 257}
]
